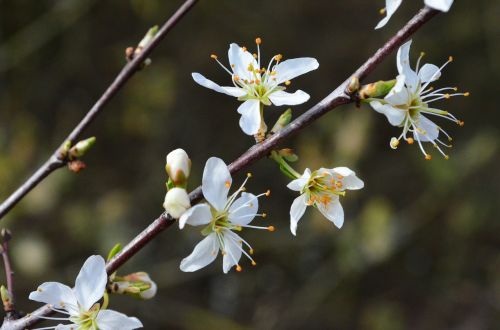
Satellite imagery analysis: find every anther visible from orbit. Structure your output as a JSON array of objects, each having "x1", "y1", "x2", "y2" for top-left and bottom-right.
[
  {"x1": 225, "y1": 181, "x2": 231, "y2": 188},
  {"x1": 253, "y1": 53, "x2": 258, "y2": 58},
  {"x1": 210, "y1": 54, "x2": 218, "y2": 60},
  {"x1": 255, "y1": 37, "x2": 262, "y2": 45},
  {"x1": 285, "y1": 80, "x2": 291, "y2": 86},
  {"x1": 420, "y1": 51, "x2": 426, "y2": 57},
  {"x1": 234, "y1": 75, "x2": 240, "y2": 81},
  {"x1": 262, "y1": 213, "x2": 267, "y2": 218},
  {"x1": 390, "y1": 137, "x2": 400, "y2": 149},
  {"x1": 444, "y1": 94, "x2": 451, "y2": 99},
  {"x1": 249, "y1": 249, "x2": 254, "y2": 255},
  {"x1": 406, "y1": 137, "x2": 414, "y2": 144},
  {"x1": 379, "y1": 7, "x2": 386, "y2": 15},
  {"x1": 241, "y1": 46, "x2": 247, "y2": 52},
  {"x1": 452, "y1": 87, "x2": 458, "y2": 91},
  {"x1": 236, "y1": 265, "x2": 242, "y2": 272},
  {"x1": 251, "y1": 261, "x2": 257, "y2": 266},
  {"x1": 444, "y1": 155, "x2": 450, "y2": 160},
  {"x1": 265, "y1": 190, "x2": 271, "y2": 197},
  {"x1": 458, "y1": 120, "x2": 465, "y2": 127},
  {"x1": 448, "y1": 56, "x2": 454, "y2": 62},
  {"x1": 274, "y1": 54, "x2": 283, "y2": 62},
  {"x1": 247, "y1": 172, "x2": 252, "y2": 178},
  {"x1": 463, "y1": 92, "x2": 470, "y2": 97},
  {"x1": 267, "y1": 226, "x2": 275, "y2": 232},
  {"x1": 425, "y1": 154, "x2": 432, "y2": 160}
]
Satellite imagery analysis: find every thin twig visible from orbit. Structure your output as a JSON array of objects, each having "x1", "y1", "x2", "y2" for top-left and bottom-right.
[
  {"x1": 3, "y1": 7, "x2": 438, "y2": 330},
  {"x1": 0, "y1": 229, "x2": 17, "y2": 320},
  {"x1": 0, "y1": 0, "x2": 199, "y2": 220}
]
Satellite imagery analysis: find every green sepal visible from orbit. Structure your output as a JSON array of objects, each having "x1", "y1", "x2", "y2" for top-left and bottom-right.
[
  {"x1": 107, "y1": 243, "x2": 122, "y2": 262},
  {"x1": 359, "y1": 79, "x2": 397, "y2": 99},
  {"x1": 271, "y1": 108, "x2": 292, "y2": 134}
]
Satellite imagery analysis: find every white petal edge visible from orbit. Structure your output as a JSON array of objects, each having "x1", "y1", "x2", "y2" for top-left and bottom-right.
[
  {"x1": 370, "y1": 101, "x2": 406, "y2": 126},
  {"x1": 74, "y1": 255, "x2": 107, "y2": 311},
  {"x1": 96, "y1": 309, "x2": 143, "y2": 330},
  {"x1": 274, "y1": 58, "x2": 319, "y2": 84},
  {"x1": 180, "y1": 234, "x2": 219, "y2": 272},
  {"x1": 375, "y1": 0, "x2": 403, "y2": 29},
  {"x1": 237, "y1": 99, "x2": 261, "y2": 135},
  {"x1": 202, "y1": 157, "x2": 232, "y2": 212},
  {"x1": 269, "y1": 90, "x2": 310, "y2": 106},
  {"x1": 290, "y1": 194, "x2": 308, "y2": 236},
  {"x1": 29, "y1": 282, "x2": 79, "y2": 316},
  {"x1": 228, "y1": 43, "x2": 258, "y2": 81},
  {"x1": 413, "y1": 115, "x2": 440, "y2": 142},
  {"x1": 332, "y1": 167, "x2": 365, "y2": 190},
  {"x1": 222, "y1": 230, "x2": 243, "y2": 273},
  {"x1": 228, "y1": 192, "x2": 258, "y2": 226},
  {"x1": 317, "y1": 198, "x2": 344, "y2": 229},
  {"x1": 418, "y1": 63, "x2": 441, "y2": 83},
  {"x1": 179, "y1": 203, "x2": 212, "y2": 229},
  {"x1": 192, "y1": 73, "x2": 246, "y2": 97},
  {"x1": 424, "y1": 0, "x2": 453, "y2": 12},
  {"x1": 287, "y1": 168, "x2": 311, "y2": 192},
  {"x1": 385, "y1": 74, "x2": 411, "y2": 106}
]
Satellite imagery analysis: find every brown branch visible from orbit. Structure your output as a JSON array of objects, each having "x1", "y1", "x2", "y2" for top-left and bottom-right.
[
  {"x1": 4, "y1": 7, "x2": 438, "y2": 330},
  {"x1": 0, "y1": 0, "x2": 199, "y2": 221},
  {"x1": 0, "y1": 229, "x2": 18, "y2": 321}
]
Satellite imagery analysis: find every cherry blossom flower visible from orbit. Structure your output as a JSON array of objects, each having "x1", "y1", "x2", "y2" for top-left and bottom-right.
[
  {"x1": 288, "y1": 167, "x2": 364, "y2": 235},
  {"x1": 376, "y1": 0, "x2": 454, "y2": 29},
  {"x1": 368, "y1": 40, "x2": 469, "y2": 159},
  {"x1": 163, "y1": 187, "x2": 191, "y2": 219},
  {"x1": 179, "y1": 157, "x2": 272, "y2": 273},
  {"x1": 192, "y1": 38, "x2": 319, "y2": 135},
  {"x1": 29, "y1": 255, "x2": 142, "y2": 330}
]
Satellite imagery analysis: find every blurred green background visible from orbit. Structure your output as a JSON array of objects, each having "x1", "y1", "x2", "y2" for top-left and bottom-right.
[{"x1": 0, "y1": 0, "x2": 499, "y2": 329}]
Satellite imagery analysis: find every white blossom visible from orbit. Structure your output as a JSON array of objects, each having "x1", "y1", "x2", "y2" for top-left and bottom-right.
[
  {"x1": 192, "y1": 38, "x2": 318, "y2": 135},
  {"x1": 29, "y1": 255, "x2": 142, "y2": 330},
  {"x1": 166, "y1": 148, "x2": 191, "y2": 184},
  {"x1": 179, "y1": 157, "x2": 272, "y2": 273},
  {"x1": 376, "y1": 0, "x2": 454, "y2": 29},
  {"x1": 369, "y1": 40, "x2": 469, "y2": 159},
  {"x1": 288, "y1": 167, "x2": 364, "y2": 235}
]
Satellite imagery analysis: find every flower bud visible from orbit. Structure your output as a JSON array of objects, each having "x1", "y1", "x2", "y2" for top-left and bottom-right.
[
  {"x1": 110, "y1": 272, "x2": 157, "y2": 300},
  {"x1": 163, "y1": 187, "x2": 190, "y2": 218},
  {"x1": 69, "y1": 137, "x2": 96, "y2": 159},
  {"x1": 271, "y1": 108, "x2": 292, "y2": 134},
  {"x1": 166, "y1": 149, "x2": 191, "y2": 186},
  {"x1": 359, "y1": 79, "x2": 397, "y2": 99}
]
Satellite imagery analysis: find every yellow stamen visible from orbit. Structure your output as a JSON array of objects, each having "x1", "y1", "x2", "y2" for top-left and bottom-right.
[
  {"x1": 267, "y1": 226, "x2": 275, "y2": 232},
  {"x1": 448, "y1": 56, "x2": 454, "y2": 62},
  {"x1": 285, "y1": 80, "x2": 291, "y2": 86},
  {"x1": 458, "y1": 120, "x2": 465, "y2": 127},
  {"x1": 425, "y1": 154, "x2": 432, "y2": 160},
  {"x1": 210, "y1": 54, "x2": 218, "y2": 60},
  {"x1": 253, "y1": 53, "x2": 258, "y2": 58},
  {"x1": 225, "y1": 181, "x2": 231, "y2": 188},
  {"x1": 247, "y1": 172, "x2": 252, "y2": 178},
  {"x1": 236, "y1": 265, "x2": 242, "y2": 272},
  {"x1": 444, "y1": 155, "x2": 450, "y2": 160},
  {"x1": 379, "y1": 7, "x2": 386, "y2": 15},
  {"x1": 274, "y1": 54, "x2": 283, "y2": 62},
  {"x1": 249, "y1": 249, "x2": 254, "y2": 255},
  {"x1": 444, "y1": 94, "x2": 451, "y2": 99},
  {"x1": 265, "y1": 190, "x2": 271, "y2": 197},
  {"x1": 406, "y1": 137, "x2": 414, "y2": 144},
  {"x1": 251, "y1": 261, "x2": 257, "y2": 266},
  {"x1": 463, "y1": 92, "x2": 470, "y2": 96},
  {"x1": 262, "y1": 213, "x2": 267, "y2": 218},
  {"x1": 241, "y1": 46, "x2": 247, "y2": 52},
  {"x1": 255, "y1": 37, "x2": 262, "y2": 45}
]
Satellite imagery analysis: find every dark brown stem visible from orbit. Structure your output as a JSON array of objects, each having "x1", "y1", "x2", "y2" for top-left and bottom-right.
[
  {"x1": 4, "y1": 7, "x2": 438, "y2": 330},
  {"x1": 0, "y1": 0, "x2": 199, "y2": 221}
]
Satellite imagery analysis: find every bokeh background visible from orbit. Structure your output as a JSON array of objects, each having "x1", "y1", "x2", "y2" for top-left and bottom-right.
[{"x1": 0, "y1": 0, "x2": 499, "y2": 329}]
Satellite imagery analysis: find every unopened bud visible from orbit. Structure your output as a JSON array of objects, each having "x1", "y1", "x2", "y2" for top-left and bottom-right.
[
  {"x1": 1, "y1": 285, "x2": 12, "y2": 311},
  {"x1": 137, "y1": 25, "x2": 159, "y2": 50},
  {"x1": 271, "y1": 108, "x2": 292, "y2": 134},
  {"x1": 163, "y1": 188, "x2": 190, "y2": 219},
  {"x1": 278, "y1": 148, "x2": 298, "y2": 162},
  {"x1": 111, "y1": 272, "x2": 157, "y2": 300},
  {"x1": 359, "y1": 79, "x2": 397, "y2": 99},
  {"x1": 69, "y1": 137, "x2": 96, "y2": 159},
  {"x1": 166, "y1": 149, "x2": 191, "y2": 187}
]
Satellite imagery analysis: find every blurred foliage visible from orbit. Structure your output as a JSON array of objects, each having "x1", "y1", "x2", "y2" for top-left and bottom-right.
[{"x1": 0, "y1": 0, "x2": 499, "y2": 329}]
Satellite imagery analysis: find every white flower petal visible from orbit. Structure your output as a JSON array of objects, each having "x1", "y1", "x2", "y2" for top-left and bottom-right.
[
  {"x1": 222, "y1": 231, "x2": 243, "y2": 273},
  {"x1": 332, "y1": 167, "x2": 364, "y2": 190},
  {"x1": 418, "y1": 63, "x2": 441, "y2": 83},
  {"x1": 163, "y1": 187, "x2": 190, "y2": 219},
  {"x1": 287, "y1": 168, "x2": 311, "y2": 192},
  {"x1": 55, "y1": 325, "x2": 75, "y2": 330},
  {"x1": 413, "y1": 115, "x2": 440, "y2": 142},
  {"x1": 290, "y1": 194, "x2": 308, "y2": 236},
  {"x1": 384, "y1": 75, "x2": 410, "y2": 106},
  {"x1": 269, "y1": 90, "x2": 310, "y2": 106},
  {"x1": 274, "y1": 58, "x2": 319, "y2": 84},
  {"x1": 396, "y1": 41, "x2": 419, "y2": 93},
  {"x1": 228, "y1": 43, "x2": 258, "y2": 81},
  {"x1": 375, "y1": 0, "x2": 403, "y2": 29},
  {"x1": 370, "y1": 100, "x2": 406, "y2": 126},
  {"x1": 228, "y1": 192, "x2": 258, "y2": 226},
  {"x1": 29, "y1": 282, "x2": 79, "y2": 316},
  {"x1": 317, "y1": 198, "x2": 344, "y2": 229},
  {"x1": 424, "y1": 0, "x2": 453, "y2": 12},
  {"x1": 74, "y1": 255, "x2": 107, "y2": 311},
  {"x1": 180, "y1": 234, "x2": 219, "y2": 272},
  {"x1": 178, "y1": 203, "x2": 212, "y2": 229},
  {"x1": 202, "y1": 157, "x2": 232, "y2": 212},
  {"x1": 237, "y1": 99, "x2": 261, "y2": 135},
  {"x1": 96, "y1": 309, "x2": 143, "y2": 330},
  {"x1": 192, "y1": 72, "x2": 246, "y2": 97}
]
